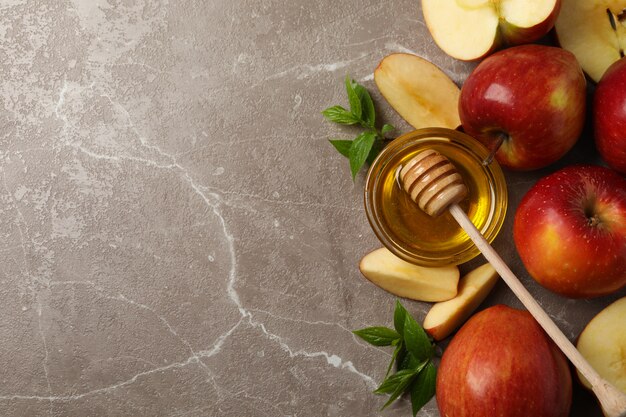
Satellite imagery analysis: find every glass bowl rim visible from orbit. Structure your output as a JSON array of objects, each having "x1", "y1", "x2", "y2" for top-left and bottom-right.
[{"x1": 363, "y1": 127, "x2": 508, "y2": 266}]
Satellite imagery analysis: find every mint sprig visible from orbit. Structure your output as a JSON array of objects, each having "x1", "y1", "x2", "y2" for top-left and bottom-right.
[
  {"x1": 352, "y1": 326, "x2": 401, "y2": 346},
  {"x1": 323, "y1": 75, "x2": 395, "y2": 180},
  {"x1": 353, "y1": 301, "x2": 437, "y2": 416}
]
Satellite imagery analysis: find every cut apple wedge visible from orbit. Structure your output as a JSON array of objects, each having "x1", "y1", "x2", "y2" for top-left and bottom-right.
[
  {"x1": 374, "y1": 53, "x2": 460, "y2": 130},
  {"x1": 423, "y1": 263, "x2": 499, "y2": 340},
  {"x1": 576, "y1": 297, "x2": 626, "y2": 395},
  {"x1": 359, "y1": 247, "x2": 459, "y2": 302},
  {"x1": 555, "y1": 0, "x2": 626, "y2": 82},
  {"x1": 422, "y1": 0, "x2": 560, "y2": 61}
]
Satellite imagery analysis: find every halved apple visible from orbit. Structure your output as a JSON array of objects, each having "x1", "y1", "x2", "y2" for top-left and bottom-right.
[
  {"x1": 423, "y1": 263, "x2": 499, "y2": 340},
  {"x1": 422, "y1": 0, "x2": 561, "y2": 61},
  {"x1": 359, "y1": 247, "x2": 459, "y2": 302},
  {"x1": 555, "y1": 0, "x2": 626, "y2": 82},
  {"x1": 576, "y1": 297, "x2": 626, "y2": 395},
  {"x1": 374, "y1": 53, "x2": 460, "y2": 130}
]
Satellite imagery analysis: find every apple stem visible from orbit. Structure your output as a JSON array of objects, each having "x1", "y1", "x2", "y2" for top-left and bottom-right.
[
  {"x1": 482, "y1": 132, "x2": 507, "y2": 166},
  {"x1": 588, "y1": 215, "x2": 601, "y2": 227}
]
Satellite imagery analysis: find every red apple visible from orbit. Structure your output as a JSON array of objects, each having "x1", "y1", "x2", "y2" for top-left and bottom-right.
[
  {"x1": 594, "y1": 57, "x2": 626, "y2": 174},
  {"x1": 514, "y1": 165, "x2": 626, "y2": 298},
  {"x1": 437, "y1": 305, "x2": 572, "y2": 417},
  {"x1": 459, "y1": 44, "x2": 586, "y2": 170}
]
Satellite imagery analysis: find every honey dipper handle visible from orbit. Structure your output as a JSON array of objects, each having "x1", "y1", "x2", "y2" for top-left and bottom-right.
[{"x1": 448, "y1": 203, "x2": 626, "y2": 417}]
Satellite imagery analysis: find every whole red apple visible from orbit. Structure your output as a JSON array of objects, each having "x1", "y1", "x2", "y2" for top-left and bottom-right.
[
  {"x1": 594, "y1": 57, "x2": 626, "y2": 174},
  {"x1": 514, "y1": 165, "x2": 626, "y2": 298},
  {"x1": 459, "y1": 44, "x2": 586, "y2": 170},
  {"x1": 437, "y1": 305, "x2": 571, "y2": 417}
]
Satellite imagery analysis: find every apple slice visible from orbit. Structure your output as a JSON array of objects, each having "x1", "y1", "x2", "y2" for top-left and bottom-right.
[
  {"x1": 359, "y1": 247, "x2": 459, "y2": 302},
  {"x1": 422, "y1": 0, "x2": 560, "y2": 61},
  {"x1": 423, "y1": 263, "x2": 499, "y2": 340},
  {"x1": 555, "y1": 1, "x2": 626, "y2": 82},
  {"x1": 576, "y1": 297, "x2": 626, "y2": 395},
  {"x1": 374, "y1": 53, "x2": 460, "y2": 130}
]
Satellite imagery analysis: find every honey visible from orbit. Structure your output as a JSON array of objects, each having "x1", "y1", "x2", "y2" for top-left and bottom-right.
[{"x1": 365, "y1": 128, "x2": 508, "y2": 266}]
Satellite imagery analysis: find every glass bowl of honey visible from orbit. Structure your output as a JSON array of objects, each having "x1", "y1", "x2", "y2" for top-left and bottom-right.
[{"x1": 364, "y1": 127, "x2": 508, "y2": 267}]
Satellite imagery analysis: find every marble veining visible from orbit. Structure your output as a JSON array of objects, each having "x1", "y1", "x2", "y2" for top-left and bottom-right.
[{"x1": 0, "y1": 0, "x2": 618, "y2": 416}]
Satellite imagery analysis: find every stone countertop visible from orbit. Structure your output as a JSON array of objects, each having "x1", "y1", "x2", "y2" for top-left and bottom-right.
[{"x1": 0, "y1": 1, "x2": 622, "y2": 416}]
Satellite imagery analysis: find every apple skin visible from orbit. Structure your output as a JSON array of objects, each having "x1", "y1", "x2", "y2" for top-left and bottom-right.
[
  {"x1": 514, "y1": 165, "x2": 626, "y2": 298},
  {"x1": 437, "y1": 305, "x2": 572, "y2": 417},
  {"x1": 422, "y1": 0, "x2": 561, "y2": 62},
  {"x1": 459, "y1": 44, "x2": 586, "y2": 170},
  {"x1": 499, "y1": 0, "x2": 561, "y2": 46},
  {"x1": 594, "y1": 57, "x2": 626, "y2": 174}
]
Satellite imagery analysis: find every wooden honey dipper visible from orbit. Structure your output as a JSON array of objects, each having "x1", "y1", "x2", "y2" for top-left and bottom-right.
[{"x1": 400, "y1": 149, "x2": 626, "y2": 417}]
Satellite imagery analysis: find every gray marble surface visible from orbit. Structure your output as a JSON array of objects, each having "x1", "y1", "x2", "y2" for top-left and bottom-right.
[{"x1": 0, "y1": 0, "x2": 622, "y2": 416}]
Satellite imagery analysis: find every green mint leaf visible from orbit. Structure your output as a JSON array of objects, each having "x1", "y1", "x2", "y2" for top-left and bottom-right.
[
  {"x1": 349, "y1": 131, "x2": 376, "y2": 180},
  {"x1": 396, "y1": 345, "x2": 408, "y2": 371},
  {"x1": 380, "y1": 362, "x2": 428, "y2": 410},
  {"x1": 354, "y1": 83, "x2": 375, "y2": 127},
  {"x1": 322, "y1": 105, "x2": 360, "y2": 125},
  {"x1": 365, "y1": 139, "x2": 383, "y2": 165},
  {"x1": 394, "y1": 301, "x2": 408, "y2": 335},
  {"x1": 322, "y1": 78, "x2": 390, "y2": 179},
  {"x1": 352, "y1": 327, "x2": 401, "y2": 347},
  {"x1": 382, "y1": 123, "x2": 395, "y2": 135},
  {"x1": 345, "y1": 75, "x2": 362, "y2": 119},
  {"x1": 351, "y1": 301, "x2": 438, "y2": 416},
  {"x1": 404, "y1": 313, "x2": 434, "y2": 362},
  {"x1": 328, "y1": 139, "x2": 352, "y2": 158},
  {"x1": 398, "y1": 350, "x2": 423, "y2": 371},
  {"x1": 374, "y1": 368, "x2": 418, "y2": 395},
  {"x1": 386, "y1": 342, "x2": 403, "y2": 377},
  {"x1": 410, "y1": 361, "x2": 437, "y2": 417}
]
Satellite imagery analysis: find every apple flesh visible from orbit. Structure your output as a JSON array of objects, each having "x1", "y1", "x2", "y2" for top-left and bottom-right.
[
  {"x1": 359, "y1": 247, "x2": 459, "y2": 302},
  {"x1": 555, "y1": 0, "x2": 626, "y2": 82},
  {"x1": 459, "y1": 44, "x2": 586, "y2": 170},
  {"x1": 594, "y1": 57, "x2": 626, "y2": 174},
  {"x1": 514, "y1": 165, "x2": 626, "y2": 298},
  {"x1": 374, "y1": 53, "x2": 460, "y2": 130},
  {"x1": 437, "y1": 305, "x2": 572, "y2": 417},
  {"x1": 422, "y1": 0, "x2": 560, "y2": 61},
  {"x1": 423, "y1": 263, "x2": 498, "y2": 341},
  {"x1": 577, "y1": 297, "x2": 626, "y2": 395}
]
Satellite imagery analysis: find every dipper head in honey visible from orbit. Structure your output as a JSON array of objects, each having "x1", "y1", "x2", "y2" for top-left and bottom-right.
[{"x1": 399, "y1": 149, "x2": 468, "y2": 217}]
